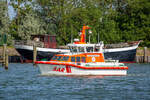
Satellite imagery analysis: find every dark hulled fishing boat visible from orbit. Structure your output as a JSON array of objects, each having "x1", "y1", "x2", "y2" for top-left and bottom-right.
[{"x1": 15, "y1": 34, "x2": 140, "y2": 63}]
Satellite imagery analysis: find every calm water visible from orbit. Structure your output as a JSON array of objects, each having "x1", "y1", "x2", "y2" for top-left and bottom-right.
[{"x1": 0, "y1": 63, "x2": 150, "y2": 100}]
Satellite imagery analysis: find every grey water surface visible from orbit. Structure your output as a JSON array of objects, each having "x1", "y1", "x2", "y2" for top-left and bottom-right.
[{"x1": 0, "y1": 63, "x2": 150, "y2": 100}]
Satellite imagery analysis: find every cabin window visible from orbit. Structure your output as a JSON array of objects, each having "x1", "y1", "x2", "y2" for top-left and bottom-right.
[
  {"x1": 72, "y1": 47, "x2": 77, "y2": 53},
  {"x1": 62, "y1": 56, "x2": 69, "y2": 61},
  {"x1": 69, "y1": 47, "x2": 72, "y2": 52},
  {"x1": 71, "y1": 57, "x2": 75, "y2": 62},
  {"x1": 81, "y1": 57, "x2": 86, "y2": 62},
  {"x1": 51, "y1": 56, "x2": 57, "y2": 60},
  {"x1": 78, "y1": 47, "x2": 84, "y2": 52},
  {"x1": 76, "y1": 57, "x2": 80, "y2": 62},
  {"x1": 94, "y1": 46, "x2": 100, "y2": 52},
  {"x1": 57, "y1": 56, "x2": 62, "y2": 61},
  {"x1": 69, "y1": 47, "x2": 73, "y2": 52},
  {"x1": 86, "y1": 47, "x2": 93, "y2": 52}
]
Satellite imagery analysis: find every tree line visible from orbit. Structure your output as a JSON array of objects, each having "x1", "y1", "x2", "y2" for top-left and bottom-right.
[{"x1": 0, "y1": 0, "x2": 150, "y2": 47}]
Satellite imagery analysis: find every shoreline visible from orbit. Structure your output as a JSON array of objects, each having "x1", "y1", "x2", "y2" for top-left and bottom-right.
[{"x1": 0, "y1": 46, "x2": 150, "y2": 63}]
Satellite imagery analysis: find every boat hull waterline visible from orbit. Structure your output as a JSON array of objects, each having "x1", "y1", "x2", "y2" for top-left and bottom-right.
[{"x1": 36, "y1": 61, "x2": 128, "y2": 76}]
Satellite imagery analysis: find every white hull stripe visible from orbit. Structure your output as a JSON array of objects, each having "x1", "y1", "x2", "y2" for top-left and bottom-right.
[
  {"x1": 35, "y1": 61, "x2": 128, "y2": 70},
  {"x1": 15, "y1": 45, "x2": 70, "y2": 53},
  {"x1": 15, "y1": 44, "x2": 138, "y2": 53},
  {"x1": 103, "y1": 45, "x2": 138, "y2": 52}
]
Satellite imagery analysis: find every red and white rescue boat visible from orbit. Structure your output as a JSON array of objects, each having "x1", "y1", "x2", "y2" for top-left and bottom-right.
[{"x1": 35, "y1": 25, "x2": 128, "y2": 76}]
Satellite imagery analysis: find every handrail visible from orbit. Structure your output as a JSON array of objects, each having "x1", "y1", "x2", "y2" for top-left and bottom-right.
[{"x1": 14, "y1": 40, "x2": 44, "y2": 47}]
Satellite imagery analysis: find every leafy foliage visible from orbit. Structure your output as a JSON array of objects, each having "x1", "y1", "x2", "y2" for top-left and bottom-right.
[
  {"x1": 17, "y1": 10, "x2": 46, "y2": 40},
  {"x1": 0, "y1": 0, "x2": 150, "y2": 47},
  {"x1": 0, "y1": 0, "x2": 13, "y2": 45}
]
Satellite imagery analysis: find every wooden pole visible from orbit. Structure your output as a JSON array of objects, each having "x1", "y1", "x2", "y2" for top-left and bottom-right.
[
  {"x1": 33, "y1": 43, "x2": 37, "y2": 66},
  {"x1": 5, "y1": 50, "x2": 8, "y2": 70},
  {"x1": 135, "y1": 56, "x2": 139, "y2": 63},
  {"x1": 144, "y1": 47, "x2": 147, "y2": 63},
  {"x1": 2, "y1": 44, "x2": 6, "y2": 67},
  {"x1": 2, "y1": 44, "x2": 9, "y2": 70},
  {"x1": 148, "y1": 56, "x2": 150, "y2": 63}
]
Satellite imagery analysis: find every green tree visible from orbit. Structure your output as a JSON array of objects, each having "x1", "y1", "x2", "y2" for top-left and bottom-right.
[
  {"x1": 10, "y1": 0, "x2": 46, "y2": 40},
  {"x1": 0, "y1": 1, "x2": 9, "y2": 33},
  {"x1": 35, "y1": 0, "x2": 104, "y2": 45},
  {"x1": 116, "y1": 0, "x2": 150, "y2": 46},
  {"x1": 17, "y1": 10, "x2": 46, "y2": 40},
  {"x1": 0, "y1": 0, "x2": 11, "y2": 45},
  {"x1": 7, "y1": 0, "x2": 150, "y2": 47}
]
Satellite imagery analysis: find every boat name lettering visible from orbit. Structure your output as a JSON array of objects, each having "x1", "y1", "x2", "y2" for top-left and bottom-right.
[
  {"x1": 53, "y1": 66, "x2": 72, "y2": 73},
  {"x1": 87, "y1": 55, "x2": 99, "y2": 57},
  {"x1": 53, "y1": 67, "x2": 65, "y2": 72}
]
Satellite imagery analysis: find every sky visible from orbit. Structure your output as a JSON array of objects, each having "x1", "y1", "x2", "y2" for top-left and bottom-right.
[
  {"x1": 7, "y1": 0, "x2": 33, "y2": 20},
  {"x1": 8, "y1": 5, "x2": 16, "y2": 20},
  {"x1": 7, "y1": 0, "x2": 16, "y2": 20}
]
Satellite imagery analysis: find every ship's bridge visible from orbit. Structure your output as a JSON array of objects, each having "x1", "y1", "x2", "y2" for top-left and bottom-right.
[{"x1": 67, "y1": 41, "x2": 104, "y2": 53}]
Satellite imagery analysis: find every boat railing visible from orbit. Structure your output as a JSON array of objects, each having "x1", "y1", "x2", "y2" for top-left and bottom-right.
[
  {"x1": 104, "y1": 41, "x2": 140, "y2": 49},
  {"x1": 105, "y1": 59, "x2": 119, "y2": 63},
  {"x1": 14, "y1": 40, "x2": 44, "y2": 47}
]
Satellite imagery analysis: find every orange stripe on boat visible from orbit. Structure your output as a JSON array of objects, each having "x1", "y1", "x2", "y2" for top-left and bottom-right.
[{"x1": 35, "y1": 61, "x2": 128, "y2": 70}]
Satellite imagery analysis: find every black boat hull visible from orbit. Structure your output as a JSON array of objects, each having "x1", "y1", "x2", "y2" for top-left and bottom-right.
[
  {"x1": 104, "y1": 49, "x2": 137, "y2": 63},
  {"x1": 16, "y1": 48, "x2": 61, "y2": 61},
  {"x1": 16, "y1": 47, "x2": 137, "y2": 63}
]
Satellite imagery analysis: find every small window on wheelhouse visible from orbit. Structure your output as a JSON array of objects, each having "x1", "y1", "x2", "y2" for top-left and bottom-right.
[
  {"x1": 71, "y1": 57, "x2": 75, "y2": 62},
  {"x1": 57, "y1": 56, "x2": 62, "y2": 61},
  {"x1": 86, "y1": 47, "x2": 93, "y2": 52},
  {"x1": 78, "y1": 47, "x2": 84, "y2": 52},
  {"x1": 51, "y1": 56, "x2": 57, "y2": 60},
  {"x1": 62, "y1": 56, "x2": 69, "y2": 61},
  {"x1": 81, "y1": 57, "x2": 86, "y2": 62},
  {"x1": 69, "y1": 47, "x2": 73, "y2": 52},
  {"x1": 76, "y1": 57, "x2": 80, "y2": 62},
  {"x1": 72, "y1": 47, "x2": 77, "y2": 53},
  {"x1": 94, "y1": 46, "x2": 100, "y2": 52}
]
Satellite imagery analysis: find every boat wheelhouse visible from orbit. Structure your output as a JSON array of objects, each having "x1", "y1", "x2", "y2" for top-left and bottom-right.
[{"x1": 51, "y1": 42, "x2": 105, "y2": 64}]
